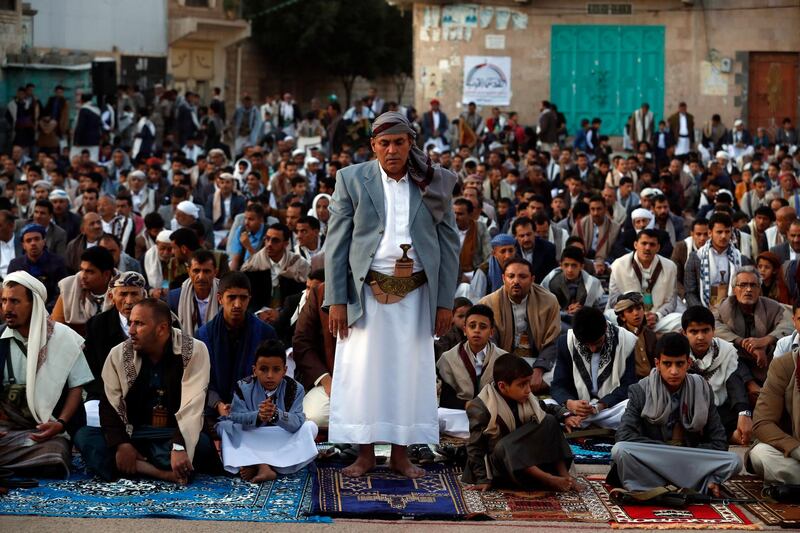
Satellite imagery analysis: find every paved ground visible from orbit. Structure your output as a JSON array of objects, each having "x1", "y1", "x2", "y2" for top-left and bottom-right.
[{"x1": 0, "y1": 516, "x2": 774, "y2": 533}]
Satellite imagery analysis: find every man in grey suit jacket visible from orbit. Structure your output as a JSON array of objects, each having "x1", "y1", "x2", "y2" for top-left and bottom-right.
[
  {"x1": 325, "y1": 111, "x2": 459, "y2": 479},
  {"x1": 769, "y1": 219, "x2": 800, "y2": 266}
]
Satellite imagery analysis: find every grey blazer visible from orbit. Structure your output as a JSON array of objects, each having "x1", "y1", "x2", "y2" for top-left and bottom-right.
[{"x1": 323, "y1": 159, "x2": 461, "y2": 330}]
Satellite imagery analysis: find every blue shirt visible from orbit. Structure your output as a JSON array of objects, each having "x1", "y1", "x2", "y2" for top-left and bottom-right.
[{"x1": 230, "y1": 223, "x2": 265, "y2": 262}]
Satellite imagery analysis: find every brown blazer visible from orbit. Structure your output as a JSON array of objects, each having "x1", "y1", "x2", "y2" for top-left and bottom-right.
[
  {"x1": 752, "y1": 352, "x2": 800, "y2": 456},
  {"x1": 671, "y1": 239, "x2": 689, "y2": 297},
  {"x1": 292, "y1": 283, "x2": 335, "y2": 391},
  {"x1": 667, "y1": 111, "x2": 695, "y2": 145}
]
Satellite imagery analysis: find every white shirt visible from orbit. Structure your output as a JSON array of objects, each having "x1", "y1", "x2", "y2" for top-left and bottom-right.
[
  {"x1": 510, "y1": 294, "x2": 529, "y2": 349},
  {"x1": 432, "y1": 111, "x2": 440, "y2": 133},
  {"x1": 590, "y1": 353, "x2": 601, "y2": 395},
  {"x1": 1, "y1": 327, "x2": 93, "y2": 387},
  {"x1": 775, "y1": 332, "x2": 798, "y2": 359},
  {"x1": 268, "y1": 250, "x2": 289, "y2": 288},
  {"x1": 194, "y1": 293, "x2": 210, "y2": 326},
  {"x1": 791, "y1": 248, "x2": 799, "y2": 262},
  {"x1": 119, "y1": 313, "x2": 130, "y2": 337},
  {"x1": 371, "y1": 166, "x2": 421, "y2": 274},
  {"x1": 633, "y1": 254, "x2": 654, "y2": 292},
  {"x1": 679, "y1": 113, "x2": 689, "y2": 136},
  {"x1": 458, "y1": 228, "x2": 468, "y2": 247},
  {"x1": 710, "y1": 247, "x2": 730, "y2": 285},
  {"x1": 0, "y1": 235, "x2": 15, "y2": 278}
]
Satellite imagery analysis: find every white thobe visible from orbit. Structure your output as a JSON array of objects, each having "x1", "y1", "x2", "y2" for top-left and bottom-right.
[
  {"x1": 329, "y1": 166, "x2": 437, "y2": 445},
  {"x1": 676, "y1": 114, "x2": 690, "y2": 155}
]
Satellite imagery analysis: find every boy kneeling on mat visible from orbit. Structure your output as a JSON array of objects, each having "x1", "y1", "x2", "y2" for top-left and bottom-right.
[
  {"x1": 463, "y1": 353, "x2": 583, "y2": 492},
  {"x1": 610, "y1": 333, "x2": 741, "y2": 496},
  {"x1": 216, "y1": 340, "x2": 318, "y2": 482}
]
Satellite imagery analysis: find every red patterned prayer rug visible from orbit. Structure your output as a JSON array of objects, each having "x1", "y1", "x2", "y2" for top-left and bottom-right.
[
  {"x1": 461, "y1": 477, "x2": 610, "y2": 522},
  {"x1": 588, "y1": 479, "x2": 760, "y2": 529}
]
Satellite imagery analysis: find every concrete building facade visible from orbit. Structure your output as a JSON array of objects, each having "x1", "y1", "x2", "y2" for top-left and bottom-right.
[{"x1": 399, "y1": 0, "x2": 800, "y2": 137}]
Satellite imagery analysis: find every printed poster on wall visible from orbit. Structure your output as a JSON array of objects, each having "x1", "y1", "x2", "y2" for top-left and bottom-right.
[{"x1": 462, "y1": 56, "x2": 512, "y2": 106}]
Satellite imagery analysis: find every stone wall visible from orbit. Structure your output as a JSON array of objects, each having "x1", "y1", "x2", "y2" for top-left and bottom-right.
[{"x1": 410, "y1": 0, "x2": 800, "y2": 132}]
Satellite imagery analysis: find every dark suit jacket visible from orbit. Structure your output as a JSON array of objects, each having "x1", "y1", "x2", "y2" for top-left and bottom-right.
[
  {"x1": 421, "y1": 110, "x2": 449, "y2": 140},
  {"x1": 616, "y1": 377, "x2": 728, "y2": 450},
  {"x1": 83, "y1": 309, "x2": 128, "y2": 401},
  {"x1": 684, "y1": 251, "x2": 753, "y2": 308},
  {"x1": 176, "y1": 102, "x2": 198, "y2": 146},
  {"x1": 724, "y1": 129, "x2": 754, "y2": 146},
  {"x1": 515, "y1": 237, "x2": 557, "y2": 285},
  {"x1": 667, "y1": 112, "x2": 695, "y2": 145},
  {"x1": 274, "y1": 292, "x2": 301, "y2": 345},
  {"x1": 538, "y1": 109, "x2": 558, "y2": 143},
  {"x1": 204, "y1": 194, "x2": 246, "y2": 231},
  {"x1": 769, "y1": 242, "x2": 792, "y2": 264}
]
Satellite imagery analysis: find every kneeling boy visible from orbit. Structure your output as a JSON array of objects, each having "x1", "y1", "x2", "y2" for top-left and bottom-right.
[
  {"x1": 216, "y1": 340, "x2": 318, "y2": 482},
  {"x1": 438, "y1": 304, "x2": 507, "y2": 409},
  {"x1": 463, "y1": 354, "x2": 582, "y2": 491},
  {"x1": 611, "y1": 333, "x2": 741, "y2": 496}
]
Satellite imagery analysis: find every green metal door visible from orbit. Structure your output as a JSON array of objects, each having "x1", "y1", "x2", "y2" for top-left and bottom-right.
[{"x1": 551, "y1": 25, "x2": 665, "y2": 136}]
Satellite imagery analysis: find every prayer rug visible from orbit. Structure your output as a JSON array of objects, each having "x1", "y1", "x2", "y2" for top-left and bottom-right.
[
  {"x1": 461, "y1": 477, "x2": 611, "y2": 522},
  {"x1": 0, "y1": 457, "x2": 329, "y2": 522},
  {"x1": 588, "y1": 479, "x2": 760, "y2": 529},
  {"x1": 570, "y1": 438, "x2": 614, "y2": 465},
  {"x1": 724, "y1": 477, "x2": 800, "y2": 528},
  {"x1": 312, "y1": 462, "x2": 468, "y2": 519}
]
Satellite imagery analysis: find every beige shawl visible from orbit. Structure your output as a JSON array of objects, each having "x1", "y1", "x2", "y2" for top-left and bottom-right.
[
  {"x1": 177, "y1": 277, "x2": 219, "y2": 336},
  {"x1": 57, "y1": 273, "x2": 113, "y2": 325},
  {"x1": 102, "y1": 328, "x2": 209, "y2": 461},
  {"x1": 475, "y1": 382, "x2": 546, "y2": 443},
  {"x1": 480, "y1": 285, "x2": 560, "y2": 355},
  {"x1": 437, "y1": 341, "x2": 506, "y2": 402},
  {"x1": 241, "y1": 248, "x2": 311, "y2": 282}
]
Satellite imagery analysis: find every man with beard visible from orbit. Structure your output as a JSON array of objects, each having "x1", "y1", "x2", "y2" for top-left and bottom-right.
[{"x1": 51, "y1": 246, "x2": 114, "y2": 336}]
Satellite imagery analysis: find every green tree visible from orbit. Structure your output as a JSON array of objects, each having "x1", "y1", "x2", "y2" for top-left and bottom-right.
[{"x1": 243, "y1": 0, "x2": 412, "y2": 107}]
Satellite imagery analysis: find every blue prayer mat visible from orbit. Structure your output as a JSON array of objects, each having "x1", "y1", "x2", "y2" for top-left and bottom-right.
[
  {"x1": 569, "y1": 439, "x2": 614, "y2": 465},
  {"x1": 312, "y1": 462, "x2": 468, "y2": 519},
  {"x1": 0, "y1": 457, "x2": 330, "y2": 522}
]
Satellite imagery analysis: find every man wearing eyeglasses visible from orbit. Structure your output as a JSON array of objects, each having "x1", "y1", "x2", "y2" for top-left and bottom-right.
[{"x1": 713, "y1": 266, "x2": 793, "y2": 405}]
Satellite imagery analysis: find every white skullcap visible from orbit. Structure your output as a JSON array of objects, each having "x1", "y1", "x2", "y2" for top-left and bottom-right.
[
  {"x1": 129, "y1": 170, "x2": 146, "y2": 181},
  {"x1": 640, "y1": 187, "x2": 660, "y2": 198},
  {"x1": 734, "y1": 119, "x2": 743, "y2": 127},
  {"x1": 49, "y1": 189, "x2": 69, "y2": 201},
  {"x1": 715, "y1": 151, "x2": 730, "y2": 160},
  {"x1": 218, "y1": 172, "x2": 235, "y2": 181},
  {"x1": 292, "y1": 148, "x2": 305, "y2": 157},
  {"x1": 156, "y1": 229, "x2": 173, "y2": 243},
  {"x1": 33, "y1": 180, "x2": 52, "y2": 191},
  {"x1": 306, "y1": 157, "x2": 320, "y2": 165},
  {"x1": 176, "y1": 200, "x2": 200, "y2": 218},
  {"x1": 631, "y1": 208, "x2": 654, "y2": 221}
]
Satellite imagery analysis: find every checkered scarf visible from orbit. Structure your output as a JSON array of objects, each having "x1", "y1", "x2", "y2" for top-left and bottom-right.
[{"x1": 697, "y1": 241, "x2": 741, "y2": 306}]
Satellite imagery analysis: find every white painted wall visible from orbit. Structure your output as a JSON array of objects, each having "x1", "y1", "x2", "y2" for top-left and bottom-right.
[{"x1": 29, "y1": 0, "x2": 167, "y2": 55}]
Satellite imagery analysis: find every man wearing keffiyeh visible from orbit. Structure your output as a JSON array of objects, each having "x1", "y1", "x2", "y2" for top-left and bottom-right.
[{"x1": 324, "y1": 111, "x2": 460, "y2": 478}]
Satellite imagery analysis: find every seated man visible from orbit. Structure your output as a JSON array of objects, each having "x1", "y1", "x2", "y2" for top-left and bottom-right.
[
  {"x1": 80, "y1": 272, "x2": 147, "y2": 404},
  {"x1": 608, "y1": 229, "x2": 682, "y2": 333},
  {"x1": 713, "y1": 266, "x2": 793, "y2": 401},
  {"x1": 453, "y1": 198, "x2": 491, "y2": 283},
  {"x1": 467, "y1": 233, "x2": 517, "y2": 302},
  {"x1": 611, "y1": 333, "x2": 741, "y2": 496},
  {"x1": 241, "y1": 223, "x2": 309, "y2": 317},
  {"x1": 774, "y1": 301, "x2": 800, "y2": 357},
  {"x1": 0, "y1": 272, "x2": 90, "y2": 477},
  {"x1": 437, "y1": 304, "x2": 508, "y2": 410},
  {"x1": 748, "y1": 342, "x2": 800, "y2": 485},
  {"x1": 51, "y1": 246, "x2": 115, "y2": 336},
  {"x1": 462, "y1": 354, "x2": 582, "y2": 491},
  {"x1": 168, "y1": 250, "x2": 219, "y2": 336},
  {"x1": 434, "y1": 297, "x2": 471, "y2": 359},
  {"x1": 196, "y1": 272, "x2": 276, "y2": 423},
  {"x1": 685, "y1": 212, "x2": 751, "y2": 311},
  {"x1": 479, "y1": 258, "x2": 560, "y2": 394},
  {"x1": 7, "y1": 223, "x2": 68, "y2": 312},
  {"x1": 682, "y1": 306, "x2": 752, "y2": 445},
  {"x1": 229, "y1": 203, "x2": 266, "y2": 272},
  {"x1": 144, "y1": 229, "x2": 174, "y2": 298},
  {"x1": 552, "y1": 306, "x2": 637, "y2": 429},
  {"x1": 64, "y1": 212, "x2": 104, "y2": 273},
  {"x1": 512, "y1": 216, "x2": 557, "y2": 284},
  {"x1": 671, "y1": 218, "x2": 709, "y2": 297},
  {"x1": 540, "y1": 246, "x2": 604, "y2": 329},
  {"x1": 293, "y1": 281, "x2": 336, "y2": 429},
  {"x1": 571, "y1": 195, "x2": 621, "y2": 272},
  {"x1": 80, "y1": 299, "x2": 222, "y2": 482},
  {"x1": 166, "y1": 227, "x2": 229, "y2": 289},
  {"x1": 613, "y1": 292, "x2": 657, "y2": 378}
]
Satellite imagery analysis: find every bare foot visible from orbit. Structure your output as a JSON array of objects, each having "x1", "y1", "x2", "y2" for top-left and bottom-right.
[
  {"x1": 341, "y1": 455, "x2": 376, "y2": 478},
  {"x1": 251, "y1": 464, "x2": 277, "y2": 483},
  {"x1": 239, "y1": 465, "x2": 257, "y2": 481},
  {"x1": 390, "y1": 456, "x2": 426, "y2": 479},
  {"x1": 543, "y1": 474, "x2": 572, "y2": 492},
  {"x1": 707, "y1": 481, "x2": 721, "y2": 498}
]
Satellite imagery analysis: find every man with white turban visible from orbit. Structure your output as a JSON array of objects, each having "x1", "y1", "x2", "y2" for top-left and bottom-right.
[
  {"x1": 144, "y1": 229, "x2": 174, "y2": 297},
  {"x1": 0, "y1": 271, "x2": 91, "y2": 477}
]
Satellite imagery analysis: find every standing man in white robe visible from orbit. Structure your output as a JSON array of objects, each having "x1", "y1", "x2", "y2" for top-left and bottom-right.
[{"x1": 325, "y1": 111, "x2": 459, "y2": 478}]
